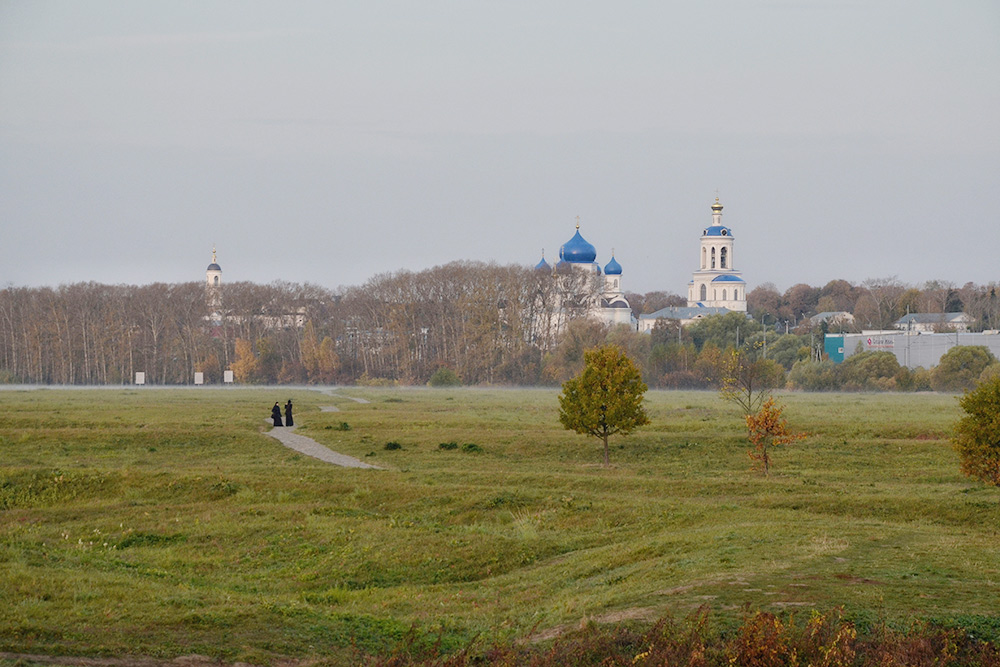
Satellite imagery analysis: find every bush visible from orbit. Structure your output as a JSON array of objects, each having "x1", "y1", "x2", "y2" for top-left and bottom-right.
[
  {"x1": 357, "y1": 373, "x2": 398, "y2": 387},
  {"x1": 978, "y1": 362, "x2": 1000, "y2": 385},
  {"x1": 438, "y1": 441, "x2": 458, "y2": 450},
  {"x1": 788, "y1": 359, "x2": 839, "y2": 391},
  {"x1": 953, "y1": 375, "x2": 1000, "y2": 487},
  {"x1": 889, "y1": 366, "x2": 933, "y2": 392},
  {"x1": 839, "y1": 351, "x2": 902, "y2": 391},
  {"x1": 910, "y1": 366, "x2": 933, "y2": 391},
  {"x1": 362, "y1": 606, "x2": 998, "y2": 666},
  {"x1": 461, "y1": 443, "x2": 483, "y2": 453},
  {"x1": 428, "y1": 367, "x2": 462, "y2": 387},
  {"x1": 931, "y1": 345, "x2": 997, "y2": 393},
  {"x1": 384, "y1": 441, "x2": 402, "y2": 451}
]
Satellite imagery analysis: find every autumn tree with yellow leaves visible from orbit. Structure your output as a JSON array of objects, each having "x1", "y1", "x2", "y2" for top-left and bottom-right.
[{"x1": 558, "y1": 345, "x2": 650, "y2": 467}]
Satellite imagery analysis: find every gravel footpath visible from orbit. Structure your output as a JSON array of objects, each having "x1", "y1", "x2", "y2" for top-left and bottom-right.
[
  {"x1": 264, "y1": 415, "x2": 380, "y2": 469},
  {"x1": 317, "y1": 388, "x2": 370, "y2": 404}
]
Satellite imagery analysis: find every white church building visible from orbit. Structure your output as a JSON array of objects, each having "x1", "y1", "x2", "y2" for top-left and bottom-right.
[
  {"x1": 637, "y1": 197, "x2": 748, "y2": 331},
  {"x1": 534, "y1": 220, "x2": 637, "y2": 330},
  {"x1": 686, "y1": 197, "x2": 747, "y2": 312},
  {"x1": 203, "y1": 248, "x2": 305, "y2": 329},
  {"x1": 535, "y1": 198, "x2": 749, "y2": 333},
  {"x1": 206, "y1": 247, "x2": 223, "y2": 310}
]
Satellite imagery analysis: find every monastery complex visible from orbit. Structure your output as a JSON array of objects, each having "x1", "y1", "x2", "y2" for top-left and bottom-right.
[{"x1": 532, "y1": 197, "x2": 748, "y2": 332}]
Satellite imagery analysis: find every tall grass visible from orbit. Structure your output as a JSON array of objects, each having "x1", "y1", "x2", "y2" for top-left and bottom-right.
[{"x1": 0, "y1": 388, "x2": 996, "y2": 664}]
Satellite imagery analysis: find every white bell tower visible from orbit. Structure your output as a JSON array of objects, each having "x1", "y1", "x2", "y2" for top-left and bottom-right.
[
  {"x1": 205, "y1": 247, "x2": 222, "y2": 310},
  {"x1": 687, "y1": 198, "x2": 747, "y2": 312}
]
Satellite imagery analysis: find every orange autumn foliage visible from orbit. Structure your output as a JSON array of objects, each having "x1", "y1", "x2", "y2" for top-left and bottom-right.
[{"x1": 745, "y1": 397, "x2": 805, "y2": 475}]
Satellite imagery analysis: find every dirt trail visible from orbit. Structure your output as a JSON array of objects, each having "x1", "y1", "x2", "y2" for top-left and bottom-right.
[{"x1": 264, "y1": 392, "x2": 379, "y2": 469}]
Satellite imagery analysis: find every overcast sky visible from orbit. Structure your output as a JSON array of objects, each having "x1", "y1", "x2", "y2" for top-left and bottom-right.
[{"x1": 1, "y1": 1, "x2": 998, "y2": 295}]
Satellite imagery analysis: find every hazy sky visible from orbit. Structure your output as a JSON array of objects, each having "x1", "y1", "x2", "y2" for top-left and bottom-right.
[{"x1": 2, "y1": 1, "x2": 998, "y2": 294}]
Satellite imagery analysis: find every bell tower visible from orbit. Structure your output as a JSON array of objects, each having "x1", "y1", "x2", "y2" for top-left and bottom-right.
[
  {"x1": 205, "y1": 247, "x2": 222, "y2": 310},
  {"x1": 687, "y1": 198, "x2": 747, "y2": 312}
]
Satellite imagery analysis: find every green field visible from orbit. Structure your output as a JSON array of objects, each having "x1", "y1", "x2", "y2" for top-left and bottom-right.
[{"x1": 1, "y1": 387, "x2": 997, "y2": 664}]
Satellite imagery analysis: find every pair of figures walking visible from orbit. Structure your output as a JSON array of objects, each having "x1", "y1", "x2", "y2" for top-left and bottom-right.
[{"x1": 271, "y1": 400, "x2": 293, "y2": 427}]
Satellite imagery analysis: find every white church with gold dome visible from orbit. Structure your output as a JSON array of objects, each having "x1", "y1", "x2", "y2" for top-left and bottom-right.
[{"x1": 686, "y1": 197, "x2": 747, "y2": 312}]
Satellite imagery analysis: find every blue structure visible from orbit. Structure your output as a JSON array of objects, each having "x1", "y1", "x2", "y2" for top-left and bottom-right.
[
  {"x1": 559, "y1": 227, "x2": 598, "y2": 264},
  {"x1": 536, "y1": 220, "x2": 636, "y2": 328},
  {"x1": 824, "y1": 335, "x2": 846, "y2": 363},
  {"x1": 534, "y1": 252, "x2": 551, "y2": 271}
]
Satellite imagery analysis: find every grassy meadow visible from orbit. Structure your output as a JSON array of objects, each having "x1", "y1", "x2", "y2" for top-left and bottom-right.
[{"x1": 0, "y1": 386, "x2": 998, "y2": 664}]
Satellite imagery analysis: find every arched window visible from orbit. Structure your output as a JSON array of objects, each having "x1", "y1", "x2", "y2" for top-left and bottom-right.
[
  {"x1": 613, "y1": 279, "x2": 618, "y2": 290},
  {"x1": 213, "y1": 276, "x2": 220, "y2": 286},
  {"x1": 700, "y1": 284, "x2": 707, "y2": 300},
  {"x1": 701, "y1": 247, "x2": 706, "y2": 269},
  {"x1": 722, "y1": 289, "x2": 727, "y2": 301},
  {"x1": 711, "y1": 247, "x2": 716, "y2": 269},
  {"x1": 720, "y1": 247, "x2": 727, "y2": 269}
]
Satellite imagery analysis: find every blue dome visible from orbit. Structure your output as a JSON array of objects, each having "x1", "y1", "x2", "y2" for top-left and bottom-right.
[
  {"x1": 560, "y1": 228, "x2": 597, "y2": 263},
  {"x1": 604, "y1": 256, "x2": 622, "y2": 275},
  {"x1": 207, "y1": 263, "x2": 221, "y2": 271},
  {"x1": 534, "y1": 256, "x2": 551, "y2": 271},
  {"x1": 703, "y1": 226, "x2": 733, "y2": 237},
  {"x1": 711, "y1": 274, "x2": 745, "y2": 282}
]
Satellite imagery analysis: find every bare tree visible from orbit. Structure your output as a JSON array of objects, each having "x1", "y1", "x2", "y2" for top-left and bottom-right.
[{"x1": 860, "y1": 276, "x2": 906, "y2": 329}]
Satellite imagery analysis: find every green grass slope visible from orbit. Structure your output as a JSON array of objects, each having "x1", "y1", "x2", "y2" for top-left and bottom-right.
[{"x1": 0, "y1": 388, "x2": 997, "y2": 664}]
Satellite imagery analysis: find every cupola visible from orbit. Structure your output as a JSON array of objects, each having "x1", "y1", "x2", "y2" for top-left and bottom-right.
[{"x1": 559, "y1": 222, "x2": 598, "y2": 264}]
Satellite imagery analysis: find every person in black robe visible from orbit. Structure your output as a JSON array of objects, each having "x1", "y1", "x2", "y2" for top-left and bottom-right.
[
  {"x1": 284, "y1": 399, "x2": 294, "y2": 427},
  {"x1": 271, "y1": 402, "x2": 283, "y2": 427}
]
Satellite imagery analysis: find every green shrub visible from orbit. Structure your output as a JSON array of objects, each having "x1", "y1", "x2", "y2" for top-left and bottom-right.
[
  {"x1": 978, "y1": 362, "x2": 1000, "y2": 384},
  {"x1": 461, "y1": 442, "x2": 482, "y2": 453},
  {"x1": 357, "y1": 373, "x2": 397, "y2": 387},
  {"x1": 953, "y1": 375, "x2": 1000, "y2": 487},
  {"x1": 384, "y1": 441, "x2": 402, "y2": 451},
  {"x1": 438, "y1": 441, "x2": 458, "y2": 450},
  {"x1": 932, "y1": 345, "x2": 997, "y2": 393},
  {"x1": 428, "y1": 367, "x2": 462, "y2": 387},
  {"x1": 787, "y1": 359, "x2": 839, "y2": 391},
  {"x1": 838, "y1": 351, "x2": 901, "y2": 391}
]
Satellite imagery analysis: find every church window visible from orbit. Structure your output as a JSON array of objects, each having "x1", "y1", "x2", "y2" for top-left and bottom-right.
[
  {"x1": 711, "y1": 247, "x2": 716, "y2": 269},
  {"x1": 213, "y1": 276, "x2": 219, "y2": 286},
  {"x1": 720, "y1": 247, "x2": 727, "y2": 269},
  {"x1": 702, "y1": 247, "x2": 706, "y2": 269},
  {"x1": 700, "y1": 284, "x2": 707, "y2": 300},
  {"x1": 613, "y1": 279, "x2": 618, "y2": 290},
  {"x1": 722, "y1": 289, "x2": 727, "y2": 300}
]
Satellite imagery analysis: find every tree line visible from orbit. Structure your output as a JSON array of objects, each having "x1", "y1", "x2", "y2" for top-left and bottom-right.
[
  {"x1": 1, "y1": 264, "x2": 998, "y2": 387},
  {"x1": 746, "y1": 277, "x2": 1000, "y2": 331}
]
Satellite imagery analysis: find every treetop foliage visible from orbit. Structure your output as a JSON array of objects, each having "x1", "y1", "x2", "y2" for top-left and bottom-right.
[
  {"x1": 558, "y1": 344, "x2": 649, "y2": 466},
  {"x1": 931, "y1": 346, "x2": 998, "y2": 393},
  {"x1": 953, "y1": 375, "x2": 1000, "y2": 487}
]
